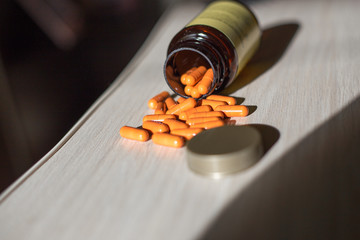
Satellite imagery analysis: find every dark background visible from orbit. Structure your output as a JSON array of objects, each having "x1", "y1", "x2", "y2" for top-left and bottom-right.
[{"x1": 0, "y1": 0, "x2": 176, "y2": 192}]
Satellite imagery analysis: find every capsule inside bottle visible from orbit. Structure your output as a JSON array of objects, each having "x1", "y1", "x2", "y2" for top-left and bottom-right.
[{"x1": 164, "y1": 48, "x2": 217, "y2": 99}]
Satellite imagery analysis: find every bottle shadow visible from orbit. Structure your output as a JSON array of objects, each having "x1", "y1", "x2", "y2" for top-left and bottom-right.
[{"x1": 222, "y1": 22, "x2": 300, "y2": 95}]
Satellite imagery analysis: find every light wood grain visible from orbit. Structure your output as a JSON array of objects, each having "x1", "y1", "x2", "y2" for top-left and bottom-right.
[{"x1": 1, "y1": 0, "x2": 360, "y2": 239}]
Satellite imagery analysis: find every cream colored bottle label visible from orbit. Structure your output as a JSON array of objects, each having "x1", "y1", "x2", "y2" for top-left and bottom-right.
[{"x1": 187, "y1": 1, "x2": 261, "y2": 76}]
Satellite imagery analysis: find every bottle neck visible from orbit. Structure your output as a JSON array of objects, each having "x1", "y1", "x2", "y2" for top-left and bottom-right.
[
  {"x1": 165, "y1": 26, "x2": 237, "y2": 98},
  {"x1": 164, "y1": 46, "x2": 218, "y2": 98}
]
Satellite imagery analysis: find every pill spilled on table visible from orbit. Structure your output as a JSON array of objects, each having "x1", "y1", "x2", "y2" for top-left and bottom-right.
[{"x1": 120, "y1": 90, "x2": 249, "y2": 148}]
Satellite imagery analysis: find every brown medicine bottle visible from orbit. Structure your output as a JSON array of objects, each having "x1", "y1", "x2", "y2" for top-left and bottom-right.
[{"x1": 164, "y1": 1, "x2": 261, "y2": 99}]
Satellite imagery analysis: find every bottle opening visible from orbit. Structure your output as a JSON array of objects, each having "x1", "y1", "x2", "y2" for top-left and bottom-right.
[{"x1": 164, "y1": 47, "x2": 216, "y2": 99}]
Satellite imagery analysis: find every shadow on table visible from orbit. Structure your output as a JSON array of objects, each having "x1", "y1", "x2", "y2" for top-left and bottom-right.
[
  {"x1": 250, "y1": 124, "x2": 280, "y2": 155},
  {"x1": 199, "y1": 96, "x2": 360, "y2": 239},
  {"x1": 222, "y1": 22, "x2": 300, "y2": 95}
]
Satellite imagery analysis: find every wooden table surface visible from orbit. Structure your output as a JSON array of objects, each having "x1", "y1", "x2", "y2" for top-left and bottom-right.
[{"x1": 1, "y1": 0, "x2": 359, "y2": 239}]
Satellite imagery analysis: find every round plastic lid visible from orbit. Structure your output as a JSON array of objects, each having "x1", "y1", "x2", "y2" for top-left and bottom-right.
[{"x1": 186, "y1": 125, "x2": 263, "y2": 178}]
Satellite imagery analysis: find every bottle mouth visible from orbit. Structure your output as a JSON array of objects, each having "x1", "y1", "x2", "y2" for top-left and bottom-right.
[{"x1": 164, "y1": 47, "x2": 217, "y2": 99}]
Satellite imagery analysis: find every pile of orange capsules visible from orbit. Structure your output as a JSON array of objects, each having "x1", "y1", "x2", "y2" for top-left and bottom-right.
[
  {"x1": 119, "y1": 92, "x2": 249, "y2": 148},
  {"x1": 181, "y1": 66, "x2": 213, "y2": 98},
  {"x1": 120, "y1": 65, "x2": 249, "y2": 148}
]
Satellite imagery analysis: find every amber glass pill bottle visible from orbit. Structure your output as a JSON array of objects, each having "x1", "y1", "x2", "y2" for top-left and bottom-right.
[{"x1": 164, "y1": 1, "x2": 261, "y2": 99}]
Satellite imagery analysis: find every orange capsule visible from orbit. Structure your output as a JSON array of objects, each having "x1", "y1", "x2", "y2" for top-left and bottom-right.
[
  {"x1": 163, "y1": 119, "x2": 189, "y2": 131},
  {"x1": 179, "y1": 105, "x2": 212, "y2": 120},
  {"x1": 142, "y1": 121, "x2": 169, "y2": 134},
  {"x1": 152, "y1": 133, "x2": 185, "y2": 148},
  {"x1": 180, "y1": 75, "x2": 187, "y2": 85},
  {"x1": 148, "y1": 91, "x2": 170, "y2": 109},
  {"x1": 185, "y1": 66, "x2": 207, "y2": 86},
  {"x1": 154, "y1": 102, "x2": 167, "y2": 114},
  {"x1": 120, "y1": 126, "x2": 150, "y2": 142},
  {"x1": 186, "y1": 117, "x2": 222, "y2": 126},
  {"x1": 189, "y1": 111, "x2": 225, "y2": 119},
  {"x1": 197, "y1": 69, "x2": 214, "y2": 94},
  {"x1": 199, "y1": 99, "x2": 227, "y2": 109},
  {"x1": 143, "y1": 114, "x2": 176, "y2": 122},
  {"x1": 215, "y1": 105, "x2": 249, "y2": 117},
  {"x1": 171, "y1": 128, "x2": 204, "y2": 140},
  {"x1": 177, "y1": 97, "x2": 186, "y2": 103},
  {"x1": 206, "y1": 95, "x2": 236, "y2": 105},
  {"x1": 190, "y1": 120, "x2": 225, "y2": 129},
  {"x1": 184, "y1": 85, "x2": 193, "y2": 96},
  {"x1": 190, "y1": 87, "x2": 202, "y2": 99},
  {"x1": 165, "y1": 97, "x2": 176, "y2": 110},
  {"x1": 166, "y1": 97, "x2": 197, "y2": 116},
  {"x1": 197, "y1": 79, "x2": 213, "y2": 95},
  {"x1": 181, "y1": 67, "x2": 197, "y2": 85}
]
